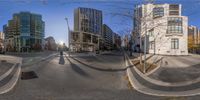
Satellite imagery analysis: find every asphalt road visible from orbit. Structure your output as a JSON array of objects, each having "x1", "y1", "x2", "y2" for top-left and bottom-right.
[{"x1": 1, "y1": 51, "x2": 200, "y2": 100}]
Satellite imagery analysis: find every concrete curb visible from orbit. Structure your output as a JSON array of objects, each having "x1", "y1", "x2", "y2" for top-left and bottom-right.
[
  {"x1": 125, "y1": 53, "x2": 200, "y2": 96},
  {"x1": 145, "y1": 63, "x2": 161, "y2": 76},
  {"x1": 189, "y1": 53, "x2": 200, "y2": 57},
  {"x1": 0, "y1": 53, "x2": 56, "y2": 95},
  {"x1": 67, "y1": 53, "x2": 125, "y2": 72},
  {"x1": 0, "y1": 56, "x2": 22, "y2": 94},
  {"x1": 68, "y1": 52, "x2": 96, "y2": 57},
  {"x1": 22, "y1": 53, "x2": 58, "y2": 67},
  {"x1": 0, "y1": 63, "x2": 21, "y2": 94},
  {"x1": 0, "y1": 63, "x2": 16, "y2": 81},
  {"x1": 41, "y1": 53, "x2": 58, "y2": 61}
]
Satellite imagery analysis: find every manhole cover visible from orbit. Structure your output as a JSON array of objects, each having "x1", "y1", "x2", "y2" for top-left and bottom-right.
[
  {"x1": 86, "y1": 59, "x2": 93, "y2": 62},
  {"x1": 21, "y1": 71, "x2": 38, "y2": 80},
  {"x1": 1, "y1": 60, "x2": 7, "y2": 63}
]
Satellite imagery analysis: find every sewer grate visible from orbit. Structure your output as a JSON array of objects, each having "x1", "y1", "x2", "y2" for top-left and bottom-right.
[
  {"x1": 1, "y1": 60, "x2": 7, "y2": 63},
  {"x1": 21, "y1": 71, "x2": 38, "y2": 80},
  {"x1": 86, "y1": 59, "x2": 93, "y2": 62}
]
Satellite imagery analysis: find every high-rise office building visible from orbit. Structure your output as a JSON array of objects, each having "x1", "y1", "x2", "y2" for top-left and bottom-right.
[
  {"x1": 74, "y1": 7, "x2": 102, "y2": 35},
  {"x1": 133, "y1": 3, "x2": 188, "y2": 55},
  {"x1": 113, "y1": 32, "x2": 121, "y2": 49},
  {"x1": 188, "y1": 26, "x2": 200, "y2": 53},
  {"x1": 0, "y1": 32, "x2": 4, "y2": 51},
  {"x1": 72, "y1": 7, "x2": 103, "y2": 52},
  {"x1": 102, "y1": 24, "x2": 113, "y2": 50},
  {"x1": 3, "y1": 12, "x2": 45, "y2": 52}
]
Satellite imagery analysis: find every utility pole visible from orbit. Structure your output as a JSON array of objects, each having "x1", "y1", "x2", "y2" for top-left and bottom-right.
[
  {"x1": 129, "y1": 31, "x2": 133, "y2": 57},
  {"x1": 65, "y1": 18, "x2": 71, "y2": 55}
]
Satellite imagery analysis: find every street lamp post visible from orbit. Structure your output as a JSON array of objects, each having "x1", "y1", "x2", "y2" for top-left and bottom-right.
[
  {"x1": 65, "y1": 18, "x2": 71, "y2": 55},
  {"x1": 129, "y1": 34, "x2": 133, "y2": 57}
]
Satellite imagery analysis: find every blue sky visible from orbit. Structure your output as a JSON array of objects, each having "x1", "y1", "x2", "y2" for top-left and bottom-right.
[{"x1": 0, "y1": 0, "x2": 200, "y2": 46}]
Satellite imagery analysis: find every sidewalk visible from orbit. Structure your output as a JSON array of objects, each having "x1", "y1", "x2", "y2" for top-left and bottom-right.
[{"x1": 125, "y1": 52, "x2": 200, "y2": 96}]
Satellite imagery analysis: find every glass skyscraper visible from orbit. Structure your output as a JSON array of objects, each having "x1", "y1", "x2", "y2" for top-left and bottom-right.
[{"x1": 3, "y1": 12, "x2": 45, "y2": 52}]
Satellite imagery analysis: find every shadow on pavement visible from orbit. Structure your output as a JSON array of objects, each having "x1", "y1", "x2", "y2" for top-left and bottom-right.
[
  {"x1": 66, "y1": 55, "x2": 131, "y2": 72},
  {"x1": 59, "y1": 55, "x2": 65, "y2": 65},
  {"x1": 65, "y1": 55, "x2": 90, "y2": 77}
]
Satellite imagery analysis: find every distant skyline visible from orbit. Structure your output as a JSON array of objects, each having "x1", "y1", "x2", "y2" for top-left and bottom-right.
[{"x1": 1, "y1": 0, "x2": 200, "y2": 46}]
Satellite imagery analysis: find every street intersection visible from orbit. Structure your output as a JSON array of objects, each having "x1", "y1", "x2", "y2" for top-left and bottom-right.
[{"x1": 0, "y1": 51, "x2": 200, "y2": 100}]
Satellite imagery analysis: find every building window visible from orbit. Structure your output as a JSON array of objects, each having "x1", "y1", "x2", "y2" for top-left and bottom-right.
[
  {"x1": 149, "y1": 41, "x2": 155, "y2": 50},
  {"x1": 83, "y1": 33, "x2": 91, "y2": 42},
  {"x1": 148, "y1": 29, "x2": 154, "y2": 37},
  {"x1": 169, "y1": 11, "x2": 179, "y2": 16},
  {"x1": 167, "y1": 17, "x2": 182, "y2": 34},
  {"x1": 171, "y1": 38, "x2": 179, "y2": 49},
  {"x1": 169, "y1": 4, "x2": 179, "y2": 15},
  {"x1": 153, "y1": 7, "x2": 164, "y2": 18},
  {"x1": 169, "y1": 4, "x2": 179, "y2": 10},
  {"x1": 72, "y1": 32, "x2": 79, "y2": 42}
]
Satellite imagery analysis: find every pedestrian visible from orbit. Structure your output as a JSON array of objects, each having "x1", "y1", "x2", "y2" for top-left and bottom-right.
[{"x1": 60, "y1": 50, "x2": 63, "y2": 55}]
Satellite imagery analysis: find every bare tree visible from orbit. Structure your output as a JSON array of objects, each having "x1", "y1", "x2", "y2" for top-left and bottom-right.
[{"x1": 107, "y1": 1, "x2": 183, "y2": 73}]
